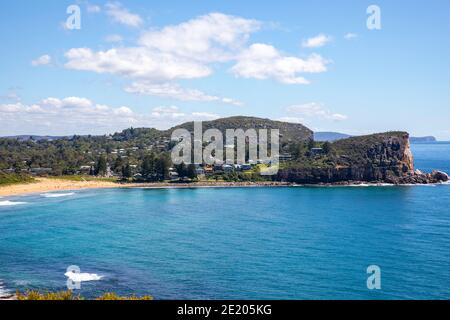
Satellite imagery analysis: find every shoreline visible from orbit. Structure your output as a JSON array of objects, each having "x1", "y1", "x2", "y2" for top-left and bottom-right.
[
  {"x1": 0, "y1": 178, "x2": 294, "y2": 197},
  {"x1": 1, "y1": 178, "x2": 449, "y2": 198},
  {"x1": 0, "y1": 178, "x2": 127, "y2": 197}
]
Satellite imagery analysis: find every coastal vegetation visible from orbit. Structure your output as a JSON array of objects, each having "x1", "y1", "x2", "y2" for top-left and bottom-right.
[
  {"x1": 0, "y1": 172, "x2": 35, "y2": 186},
  {"x1": 15, "y1": 290, "x2": 153, "y2": 300}
]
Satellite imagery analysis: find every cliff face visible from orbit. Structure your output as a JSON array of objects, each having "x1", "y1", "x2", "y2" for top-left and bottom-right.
[{"x1": 278, "y1": 132, "x2": 447, "y2": 184}]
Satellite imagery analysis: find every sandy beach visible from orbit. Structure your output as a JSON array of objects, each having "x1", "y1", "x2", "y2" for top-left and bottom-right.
[
  {"x1": 0, "y1": 178, "x2": 295, "y2": 197},
  {"x1": 0, "y1": 178, "x2": 123, "y2": 197}
]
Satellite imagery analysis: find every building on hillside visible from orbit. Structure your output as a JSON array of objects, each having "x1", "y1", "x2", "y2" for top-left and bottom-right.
[
  {"x1": 222, "y1": 164, "x2": 234, "y2": 173},
  {"x1": 169, "y1": 171, "x2": 179, "y2": 181},
  {"x1": 279, "y1": 153, "x2": 293, "y2": 162},
  {"x1": 311, "y1": 148, "x2": 324, "y2": 156}
]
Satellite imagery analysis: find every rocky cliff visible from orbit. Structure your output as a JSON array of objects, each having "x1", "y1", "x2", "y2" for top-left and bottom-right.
[{"x1": 278, "y1": 132, "x2": 448, "y2": 184}]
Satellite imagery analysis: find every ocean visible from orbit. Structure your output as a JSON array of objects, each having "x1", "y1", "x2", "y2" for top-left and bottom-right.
[{"x1": 0, "y1": 143, "x2": 449, "y2": 299}]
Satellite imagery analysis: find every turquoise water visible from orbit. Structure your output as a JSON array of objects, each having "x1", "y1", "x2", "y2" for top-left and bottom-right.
[{"x1": 0, "y1": 143, "x2": 449, "y2": 299}]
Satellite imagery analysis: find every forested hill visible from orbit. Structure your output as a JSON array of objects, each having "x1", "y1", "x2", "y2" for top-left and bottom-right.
[
  {"x1": 168, "y1": 116, "x2": 313, "y2": 142},
  {"x1": 0, "y1": 116, "x2": 312, "y2": 175}
]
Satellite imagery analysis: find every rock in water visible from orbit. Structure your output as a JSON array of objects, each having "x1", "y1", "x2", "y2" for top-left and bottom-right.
[{"x1": 430, "y1": 170, "x2": 449, "y2": 182}]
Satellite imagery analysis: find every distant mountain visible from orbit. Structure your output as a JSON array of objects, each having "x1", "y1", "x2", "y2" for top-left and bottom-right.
[
  {"x1": 409, "y1": 136, "x2": 437, "y2": 143},
  {"x1": 314, "y1": 132, "x2": 352, "y2": 142},
  {"x1": 315, "y1": 132, "x2": 438, "y2": 143},
  {"x1": 4, "y1": 135, "x2": 68, "y2": 141}
]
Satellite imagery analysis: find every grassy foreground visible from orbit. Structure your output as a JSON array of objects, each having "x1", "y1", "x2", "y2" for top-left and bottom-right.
[
  {"x1": 0, "y1": 173, "x2": 35, "y2": 186},
  {"x1": 16, "y1": 290, "x2": 153, "y2": 300},
  {"x1": 47, "y1": 175, "x2": 119, "y2": 183}
]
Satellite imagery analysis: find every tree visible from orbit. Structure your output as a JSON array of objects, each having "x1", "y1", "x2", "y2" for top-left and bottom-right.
[
  {"x1": 187, "y1": 164, "x2": 197, "y2": 180},
  {"x1": 322, "y1": 142, "x2": 331, "y2": 154},
  {"x1": 113, "y1": 156, "x2": 124, "y2": 173},
  {"x1": 122, "y1": 164, "x2": 132, "y2": 179},
  {"x1": 307, "y1": 138, "x2": 315, "y2": 151},
  {"x1": 142, "y1": 154, "x2": 156, "y2": 177},
  {"x1": 95, "y1": 156, "x2": 107, "y2": 176},
  {"x1": 155, "y1": 155, "x2": 170, "y2": 180},
  {"x1": 175, "y1": 163, "x2": 187, "y2": 177}
]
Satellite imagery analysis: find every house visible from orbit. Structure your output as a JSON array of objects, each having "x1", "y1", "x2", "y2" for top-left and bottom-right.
[
  {"x1": 195, "y1": 168, "x2": 205, "y2": 176},
  {"x1": 222, "y1": 165, "x2": 234, "y2": 173},
  {"x1": 204, "y1": 166, "x2": 214, "y2": 175},
  {"x1": 169, "y1": 171, "x2": 179, "y2": 180},
  {"x1": 30, "y1": 167, "x2": 53, "y2": 175},
  {"x1": 279, "y1": 153, "x2": 293, "y2": 162},
  {"x1": 79, "y1": 166, "x2": 92, "y2": 174},
  {"x1": 311, "y1": 148, "x2": 324, "y2": 156}
]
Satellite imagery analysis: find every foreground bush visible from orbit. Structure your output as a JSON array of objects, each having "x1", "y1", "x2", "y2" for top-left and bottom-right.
[
  {"x1": 96, "y1": 293, "x2": 153, "y2": 300},
  {"x1": 16, "y1": 290, "x2": 80, "y2": 300},
  {"x1": 16, "y1": 290, "x2": 153, "y2": 300}
]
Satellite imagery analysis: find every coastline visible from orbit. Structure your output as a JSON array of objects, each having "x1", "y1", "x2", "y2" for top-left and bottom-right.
[
  {"x1": 0, "y1": 178, "x2": 125, "y2": 197},
  {"x1": 0, "y1": 178, "x2": 294, "y2": 197},
  {"x1": 1, "y1": 178, "x2": 449, "y2": 198}
]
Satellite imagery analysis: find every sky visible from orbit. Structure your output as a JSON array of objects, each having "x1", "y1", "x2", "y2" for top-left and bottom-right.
[{"x1": 0, "y1": 0, "x2": 449, "y2": 138}]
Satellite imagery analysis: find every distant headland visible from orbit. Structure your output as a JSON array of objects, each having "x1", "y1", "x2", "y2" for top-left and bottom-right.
[{"x1": 314, "y1": 132, "x2": 438, "y2": 143}]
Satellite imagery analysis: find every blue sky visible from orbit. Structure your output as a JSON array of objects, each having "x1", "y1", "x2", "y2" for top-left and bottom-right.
[{"x1": 1, "y1": 0, "x2": 449, "y2": 138}]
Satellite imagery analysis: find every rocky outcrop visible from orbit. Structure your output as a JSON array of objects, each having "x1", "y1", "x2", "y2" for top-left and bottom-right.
[{"x1": 278, "y1": 132, "x2": 449, "y2": 185}]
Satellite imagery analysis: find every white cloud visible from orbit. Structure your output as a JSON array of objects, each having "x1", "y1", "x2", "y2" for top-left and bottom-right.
[
  {"x1": 31, "y1": 55, "x2": 51, "y2": 66},
  {"x1": 63, "y1": 12, "x2": 331, "y2": 103},
  {"x1": 231, "y1": 43, "x2": 329, "y2": 84},
  {"x1": 138, "y1": 12, "x2": 261, "y2": 62},
  {"x1": 286, "y1": 102, "x2": 348, "y2": 121},
  {"x1": 125, "y1": 82, "x2": 243, "y2": 106},
  {"x1": 105, "y1": 2, "x2": 143, "y2": 28},
  {"x1": 0, "y1": 97, "x2": 223, "y2": 135},
  {"x1": 41, "y1": 97, "x2": 93, "y2": 109},
  {"x1": 150, "y1": 106, "x2": 218, "y2": 121},
  {"x1": 87, "y1": 4, "x2": 101, "y2": 13},
  {"x1": 302, "y1": 34, "x2": 332, "y2": 48},
  {"x1": 191, "y1": 112, "x2": 220, "y2": 120},
  {"x1": 344, "y1": 33, "x2": 358, "y2": 40},
  {"x1": 105, "y1": 34, "x2": 123, "y2": 43},
  {"x1": 64, "y1": 13, "x2": 261, "y2": 82},
  {"x1": 277, "y1": 116, "x2": 305, "y2": 124},
  {"x1": 64, "y1": 47, "x2": 211, "y2": 81}
]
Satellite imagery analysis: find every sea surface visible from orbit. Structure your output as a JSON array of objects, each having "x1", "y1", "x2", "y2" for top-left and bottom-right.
[{"x1": 0, "y1": 143, "x2": 449, "y2": 299}]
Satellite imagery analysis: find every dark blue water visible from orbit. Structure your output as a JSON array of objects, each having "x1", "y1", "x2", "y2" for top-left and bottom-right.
[
  {"x1": 411, "y1": 142, "x2": 450, "y2": 173},
  {"x1": 0, "y1": 143, "x2": 449, "y2": 299}
]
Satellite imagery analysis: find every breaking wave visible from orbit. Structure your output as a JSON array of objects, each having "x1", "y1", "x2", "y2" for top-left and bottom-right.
[
  {"x1": 64, "y1": 272, "x2": 103, "y2": 282},
  {"x1": 0, "y1": 281, "x2": 10, "y2": 298},
  {"x1": 41, "y1": 192, "x2": 75, "y2": 198},
  {"x1": 0, "y1": 200, "x2": 27, "y2": 206}
]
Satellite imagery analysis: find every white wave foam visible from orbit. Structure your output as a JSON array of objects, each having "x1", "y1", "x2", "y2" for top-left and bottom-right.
[
  {"x1": 0, "y1": 281, "x2": 10, "y2": 298},
  {"x1": 0, "y1": 200, "x2": 27, "y2": 206},
  {"x1": 64, "y1": 272, "x2": 103, "y2": 282},
  {"x1": 41, "y1": 192, "x2": 75, "y2": 198}
]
